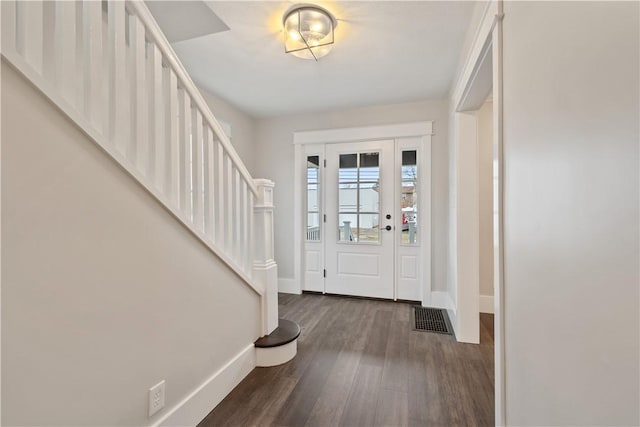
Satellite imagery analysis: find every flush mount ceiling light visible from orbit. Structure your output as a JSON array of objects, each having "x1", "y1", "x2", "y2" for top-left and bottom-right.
[{"x1": 283, "y1": 4, "x2": 337, "y2": 61}]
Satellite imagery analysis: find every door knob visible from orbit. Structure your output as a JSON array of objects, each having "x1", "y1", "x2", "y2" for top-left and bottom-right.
[
  {"x1": 386, "y1": 214, "x2": 392, "y2": 219},
  {"x1": 385, "y1": 225, "x2": 392, "y2": 231}
]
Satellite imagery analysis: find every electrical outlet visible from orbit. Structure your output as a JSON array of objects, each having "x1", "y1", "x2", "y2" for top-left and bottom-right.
[{"x1": 148, "y1": 380, "x2": 165, "y2": 417}]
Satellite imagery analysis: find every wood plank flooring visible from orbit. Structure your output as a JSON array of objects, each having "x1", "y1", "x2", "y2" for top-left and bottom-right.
[{"x1": 199, "y1": 293, "x2": 494, "y2": 427}]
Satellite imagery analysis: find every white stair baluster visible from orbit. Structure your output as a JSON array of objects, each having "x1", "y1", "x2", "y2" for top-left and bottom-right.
[
  {"x1": 101, "y1": 0, "x2": 109, "y2": 134},
  {"x1": 42, "y1": 1, "x2": 56, "y2": 82},
  {"x1": 236, "y1": 169, "x2": 243, "y2": 263},
  {"x1": 216, "y1": 141, "x2": 225, "y2": 249},
  {"x1": 204, "y1": 128, "x2": 216, "y2": 243},
  {"x1": 108, "y1": 0, "x2": 128, "y2": 153},
  {"x1": 233, "y1": 168, "x2": 240, "y2": 263},
  {"x1": 148, "y1": 42, "x2": 164, "y2": 190},
  {"x1": 192, "y1": 110, "x2": 204, "y2": 231},
  {"x1": 74, "y1": 1, "x2": 85, "y2": 114},
  {"x1": 17, "y1": 0, "x2": 43, "y2": 74},
  {"x1": 129, "y1": 14, "x2": 147, "y2": 173},
  {"x1": 55, "y1": 1, "x2": 78, "y2": 106},
  {"x1": 164, "y1": 67, "x2": 179, "y2": 208},
  {"x1": 2, "y1": 0, "x2": 17, "y2": 54},
  {"x1": 225, "y1": 153, "x2": 233, "y2": 252},
  {"x1": 178, "y1": 88, "x2": 192, "y2": 220},
  {"x1": 242, "y1": 181, "x2": 250, "y2": 272},
  {"x1": 247, "y1": 189, "x2": 254, "y2": 278},
  {"x1": 83, "y1": 0, "x2": 103, "y2": 134}
]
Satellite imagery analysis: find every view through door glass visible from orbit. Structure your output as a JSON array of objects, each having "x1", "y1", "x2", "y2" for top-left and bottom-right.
[
  {"x1": 401, "y1": 150, "x2": 418, "y2": 244},
  {"x1": 338, "y1": 152, "x2": 380, "y2": 243},
  {"x1": 306, "y1": 155, "x2": 320, "y2": 241}
]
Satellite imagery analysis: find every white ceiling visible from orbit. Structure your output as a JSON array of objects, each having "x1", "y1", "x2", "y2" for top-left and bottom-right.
[{"x1": 163, "y1": 1, "x2": 476, "y2": 118}]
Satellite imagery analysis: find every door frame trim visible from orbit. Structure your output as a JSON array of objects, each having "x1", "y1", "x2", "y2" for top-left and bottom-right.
[
  {"x1": 450, "y1": 0, "x2": 505, "y2": 424},
  {"x1": 293, "y1": 121, "x2": 433, "y2": 145},
  {"x1": 292, "y1": 121, "x2": 434, "y2": 305}
]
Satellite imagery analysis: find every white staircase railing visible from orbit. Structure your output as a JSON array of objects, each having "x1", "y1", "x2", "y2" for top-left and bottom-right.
[{"x1": 1, "y1": 0, "x2": 278, "y2": 335}]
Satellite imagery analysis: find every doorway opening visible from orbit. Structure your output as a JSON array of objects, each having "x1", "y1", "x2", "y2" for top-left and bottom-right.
[{"x1": 293, "y1": 122, "x2": 434, "y2": 306}]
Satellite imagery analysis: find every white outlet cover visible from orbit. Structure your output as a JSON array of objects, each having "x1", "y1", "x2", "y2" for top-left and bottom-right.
[{"x1": 148, "y1": 380, "x2": 166, "y2": 417}]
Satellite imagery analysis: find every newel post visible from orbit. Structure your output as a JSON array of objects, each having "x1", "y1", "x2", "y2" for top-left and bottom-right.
[{"x1": 252, "y1": 179, "x2": 279, "y2": 336}]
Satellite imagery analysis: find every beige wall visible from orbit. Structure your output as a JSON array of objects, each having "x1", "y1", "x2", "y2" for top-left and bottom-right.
[
  {"x1": 503, "y1": 1, "x2": 638, "y2": 425},
  {"x1": 199, "y1": 87, "x2": 257, "y2": 175},
  {"x1": 1, "y1": 64, "x2": 260, "y2": 426},
  {"x1": 254, "y1": 99, "x2": 450, "y2": 292},
  {"x1": 476, "y1": 100, "x2": 493, "y2": 298}
]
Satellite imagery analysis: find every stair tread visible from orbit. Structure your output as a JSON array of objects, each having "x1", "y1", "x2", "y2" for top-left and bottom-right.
[{"x1": 254, "y1": 319, "x2": 301, "y2": 348}]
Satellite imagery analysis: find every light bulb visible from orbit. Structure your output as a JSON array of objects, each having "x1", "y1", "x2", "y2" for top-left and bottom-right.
[
  {"x1": 310, "y1": 22, "x2": 323, "y2": 32},
  {"x1": 288, "y1": 31, "x2": 300, "y2": 40}
]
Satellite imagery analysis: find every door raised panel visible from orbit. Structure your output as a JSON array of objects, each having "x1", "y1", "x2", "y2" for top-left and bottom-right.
[
  {"x1": 305, "y1": 250, "x2": 321, "y2": 272},
  {"x1": 337, "y1": 252, "x2": 380, "y2": 277},
  {"x1": 400, "y1": 255, "x2": 417, "y2": 279}
]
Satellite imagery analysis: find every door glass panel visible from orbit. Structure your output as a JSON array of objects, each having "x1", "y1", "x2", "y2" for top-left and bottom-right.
[
  {"x1": 357, "y1": 214, "x2": 380, "y2": 242},
  {"x1": 339, "y1": 154, "x2": 357, "y2": 182},
  {"x1": 359, "y1": 182, "x2": 379, "y2": 212},
  {"x1": 360, "y1": 152, "x2": 379, "y2": 168},
  {"x1": 307, "y1": 155, "x2": 320, "y2": 241},
  {"x1": 339, "y1": 183, "x2": 358, "y2": 212},
  {"x1": 401, "y1": 150, "x2": 418, "y2": 244},
  {"x1": 359, "y1": 152, "x2": 379, "y2": 181},
  {"x1": 337, "y1": 151, "x2": 381, "y2": 243},
  {"x1": 307, "y1": 213, "x2": 320, "y2": 240},
  {"x1": 307, "y1": 183, "x2": 319, "y2": 211}
]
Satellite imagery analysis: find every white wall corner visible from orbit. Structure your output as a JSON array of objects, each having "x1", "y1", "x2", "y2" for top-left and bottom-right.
[
  {"x1": 430, "y1": 290, "x2": 459, "y2": 339},
  {"x1": 479, "y1": 294, "x2": 494, "y2": 314},
  {"x1": 278, "y1": 278, "x2": 301, "y2": 295},
  {"x1": 154, "y1": 344, "x2": 255, "y2": 427}
]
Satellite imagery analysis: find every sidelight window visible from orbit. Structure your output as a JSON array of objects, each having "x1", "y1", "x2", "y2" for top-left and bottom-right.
[
  {"x1": 401, "y1": 150, "x2": 418, "y2": 244},
  {"x1": 306, "y1": 155, "x2": 321, "y2": 241}
]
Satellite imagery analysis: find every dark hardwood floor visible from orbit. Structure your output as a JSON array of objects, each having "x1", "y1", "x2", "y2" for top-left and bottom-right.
[{"x1": 199, "y1": 293, "x2": 495, "y2": 427}]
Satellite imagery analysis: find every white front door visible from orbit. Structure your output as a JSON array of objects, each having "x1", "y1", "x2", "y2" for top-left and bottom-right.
[{"x1": 324, "y1": 140, "x2": 395, "y2": 298}]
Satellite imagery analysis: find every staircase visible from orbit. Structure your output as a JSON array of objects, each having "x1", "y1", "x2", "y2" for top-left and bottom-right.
[{"x1": 1, "y1": 0, "x2": 297, "y2": 395}]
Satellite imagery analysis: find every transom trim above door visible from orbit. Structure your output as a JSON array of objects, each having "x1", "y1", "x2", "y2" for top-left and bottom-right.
[{"x1": 293, "y1": 121, "x2": 434, "y2": 145}]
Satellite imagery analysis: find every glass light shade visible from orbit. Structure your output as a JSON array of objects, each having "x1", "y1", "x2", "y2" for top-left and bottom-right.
[{"x1": 284, "y1": 6, "x2": 335, "y2": 60}]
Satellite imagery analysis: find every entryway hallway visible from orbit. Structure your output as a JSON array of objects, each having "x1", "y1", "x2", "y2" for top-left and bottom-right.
[{"x1": 200, "y1": 293, "x2": 494, "y2": 426}]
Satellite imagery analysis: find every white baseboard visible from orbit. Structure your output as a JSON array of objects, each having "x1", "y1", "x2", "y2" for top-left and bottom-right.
[
  {"x1": 430, "y1": 291, "x2": 458, "y2": 339},
  {"x1": 429, "y1": 291, "x2": 455, "y2": 311},
  {"x1": 480, "y1": 294, "x2": 494, "y2": 314},
  {"x1": 446, "y1": 307, "x2": 458, "y2": 336},
  {"x1": 154, "y1": 344, "x2": 255, "y2": 427},
  {"x1": 278, "y1": 278, "x2": 301, "y2": 295}
]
